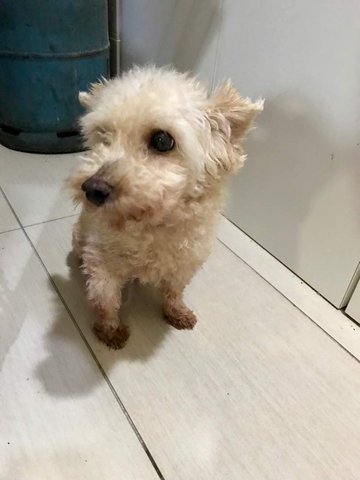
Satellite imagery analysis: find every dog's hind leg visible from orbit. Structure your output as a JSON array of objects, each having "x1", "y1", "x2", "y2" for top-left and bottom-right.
[{"x1": 161, "y1": 280, "x2": 197, "y2": 330}]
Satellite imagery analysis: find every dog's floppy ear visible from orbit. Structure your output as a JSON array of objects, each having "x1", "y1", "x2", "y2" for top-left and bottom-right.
[
  {"x1": 78, "y1": 77, "x2": 108, "y2": 111},
  {"x1": 205, "y1": 81, "x2": 263, "y2": 178}
]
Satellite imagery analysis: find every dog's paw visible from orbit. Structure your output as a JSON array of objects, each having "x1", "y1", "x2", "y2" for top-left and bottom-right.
[
  {"x1": 93, "y1": 322, "x2": 130, "y2": 349},
  {"x1": 164, "y1": 305, "x2": 197, "y2": 330}
]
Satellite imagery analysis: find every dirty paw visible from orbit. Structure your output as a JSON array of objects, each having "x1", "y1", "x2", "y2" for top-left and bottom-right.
[
  {"x1": 93, "y1": 323, "x2": 130, "y2": 349},
  {"x1": 164, "y1": 306, "x2": 197, "y2": 330}
]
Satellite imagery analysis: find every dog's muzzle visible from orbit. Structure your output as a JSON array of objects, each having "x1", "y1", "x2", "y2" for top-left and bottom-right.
[{"x1": 81, "y1": 176, "x2": 112, "y2": 206}]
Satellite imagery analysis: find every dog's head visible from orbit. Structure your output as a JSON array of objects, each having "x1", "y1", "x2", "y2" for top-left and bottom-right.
[{"x1": 68, "y1": 67, "x2": 263, "y2": 226}]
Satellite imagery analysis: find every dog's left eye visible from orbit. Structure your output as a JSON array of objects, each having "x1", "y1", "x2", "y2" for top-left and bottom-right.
[{"x1": 150, "y1": 130, "x2": 175, "y2": 152}]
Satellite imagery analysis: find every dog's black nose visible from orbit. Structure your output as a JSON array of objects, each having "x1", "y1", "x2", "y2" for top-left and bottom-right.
[{"x1": 81, "y1": 177, "x2": 112, "y2": 206}]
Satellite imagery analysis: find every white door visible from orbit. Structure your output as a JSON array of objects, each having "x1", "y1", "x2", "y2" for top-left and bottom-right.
[{"x1": 214, "y1": 0, "x2": 360, "y2": 307}]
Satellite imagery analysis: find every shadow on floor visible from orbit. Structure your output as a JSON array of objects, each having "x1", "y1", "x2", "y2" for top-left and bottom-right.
[{"x1": 36, "y1": 249, "x2": 173, "y2": 397}]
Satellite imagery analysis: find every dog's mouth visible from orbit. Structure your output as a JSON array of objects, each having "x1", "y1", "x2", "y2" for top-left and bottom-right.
[{"x1": 81, "y1": 176, "x2": 112, "y2": 207}]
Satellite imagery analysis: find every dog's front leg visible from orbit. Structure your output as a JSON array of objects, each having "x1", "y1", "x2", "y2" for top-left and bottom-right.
[
  {"x1": 161, "y1": 280, "x2": 197, "y2": 330},
  {"x1": 83, "y1": 259, "x2": 129, "y2": 349},
  {"x1": 88, "y1": 276, "x2": 129, "y2": 349}
]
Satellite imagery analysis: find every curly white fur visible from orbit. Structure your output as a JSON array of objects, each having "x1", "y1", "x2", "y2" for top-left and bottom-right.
[{"x1": 68, "y1": 66, "x2": 263, "y2": 349}]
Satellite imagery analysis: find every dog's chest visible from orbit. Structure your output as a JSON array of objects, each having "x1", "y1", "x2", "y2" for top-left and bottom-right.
[{"x1": 106, "y1": 222, "x2": 211, "y2": 282}]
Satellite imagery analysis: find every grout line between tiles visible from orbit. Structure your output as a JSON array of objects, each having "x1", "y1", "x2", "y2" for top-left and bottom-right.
[
  {"x1": 0, "y1": 226, "x2": 22, "y2": 236},
  {"x1": 0, "y1": 185, "x2": 166, "y2": 480},
  {"x1": 217, "y1": 237, "x2": 360, "y2": 366},
  {"x1": 23, "y1": 212, "x2": 79, "y2": 229}
]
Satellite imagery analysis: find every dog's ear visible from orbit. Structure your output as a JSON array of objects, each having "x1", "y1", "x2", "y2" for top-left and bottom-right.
[
  {"x1": 78, "y1": 77, "x2": 108, "y2": 111},
  {"x1": 205, "y1": 81, "x2": 263, "y2": 178},
  {"x1": 208, "y1": 81, "x2": 264, "y2": 145},
  {"x1": 78, "y1": 91, "x2": 92, "y2": 109}
]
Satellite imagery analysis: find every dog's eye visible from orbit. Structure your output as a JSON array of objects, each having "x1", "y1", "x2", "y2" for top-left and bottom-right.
[{"x1": 150, "y1": 130, "x2": 175, "y2": 152}]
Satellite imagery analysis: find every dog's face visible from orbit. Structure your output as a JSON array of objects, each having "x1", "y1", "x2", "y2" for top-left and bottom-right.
[{"x1": 69, "y1": 67, "x2": 262, "y2": 227}]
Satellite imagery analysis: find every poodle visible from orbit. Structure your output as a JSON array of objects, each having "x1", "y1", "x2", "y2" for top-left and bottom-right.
[{"x1": 68, "y1": 66, "x2": 263, "y2": 349}]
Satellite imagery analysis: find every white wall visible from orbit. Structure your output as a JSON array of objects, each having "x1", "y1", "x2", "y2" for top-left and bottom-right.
[
  {"x1": 121, "y1": 0, "x2": 220, "y2": 85},
  {"x1": 121, "y1": 0, "x2": 360, "y2": 307},
  {"x1": 215, "y1": 0, "x2": 360, "y2": 307}
]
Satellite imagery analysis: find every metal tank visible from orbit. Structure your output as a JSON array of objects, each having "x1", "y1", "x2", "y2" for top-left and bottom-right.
[{"x1": 0, "y1": 0, "x2": 109, "y2": 153}]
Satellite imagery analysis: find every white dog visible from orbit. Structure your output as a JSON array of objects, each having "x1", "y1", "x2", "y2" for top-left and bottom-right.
[{"x1": 68, "y1": 66, "x2": 263, "y2": 349}]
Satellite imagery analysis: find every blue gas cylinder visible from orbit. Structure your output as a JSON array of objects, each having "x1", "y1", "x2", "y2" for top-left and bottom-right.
[{"x1": 0, "y1": 1, "x2": 109, "y2": 153}]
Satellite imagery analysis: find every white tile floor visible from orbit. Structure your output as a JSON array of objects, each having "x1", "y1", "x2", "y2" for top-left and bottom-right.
[{"x1": 1, "y1": 145, "x2": 360, "y2": 480}]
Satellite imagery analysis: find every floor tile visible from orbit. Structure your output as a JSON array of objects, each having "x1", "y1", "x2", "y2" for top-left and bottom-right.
[
  {"x1": 0, "y1": 145, "x2": 78, "y2": 226},
  {"x1": 0, "y1": 191, "x2": 18, "y2": 233},
  {"x1": 218, "y1": 216, "x2": 360, "y2": 360},
  {"x1": 27, "y1": 217, "x2": 360, "y2": 480},
  {"x1": 0, "y1": 229, "x2": 160, "y2": 480}
]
